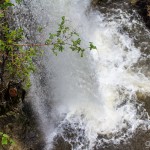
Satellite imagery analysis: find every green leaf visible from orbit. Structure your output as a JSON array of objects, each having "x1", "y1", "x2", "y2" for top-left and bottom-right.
[
  {"x1": 37, "y1": 26, "x2": 43, "y2": 33},
  {"x1": 5, "y1": 0, "x2": 10, "y2": 2},
  {"x1": 62, "y1": 16, "x2": 65, "y2": 20},
  {"x1": 0, "y1": 2, "x2": 14, "y2": 9},
  {"x1": 76, "y1": 38, "x2": 81, "y2": 45},
  {"x1": 3, "y1": 134, "x2": 9, "y2": 138},
  {"x1": 59, "y1": 45, "x2": 64, "y2": 52},
  {"x1": 0, "y1": 13, "x2": 4, "y2": 18},
  {"x1": 45, "y1": 39, "x2": 52, "y2": 45},
  {"x1": 81, "y1": 51, "x2": 84, "y2": 57},
  {"x1": 9, "y1": 139, "x2": 15, "y2": 145},
  {"x1": 2, "y1": 137, "x2": 8, "y2": 145},
  {"x1": 16, "y1": 0, "x2": 22, "y2": 4},
  {"x1": 89, "y1": 42, "x2": 97, "y2": 50},
  {"x1": 57, "y1": 30, "x2": 61, "y2": 36}
]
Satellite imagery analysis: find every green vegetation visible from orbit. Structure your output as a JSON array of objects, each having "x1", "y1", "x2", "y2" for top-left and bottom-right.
[
  {"x1": 0, "y1": 25, "x2": 37, "y2": 88},
  {"x1": 44, "y1": 16, "x2": 97, "y2": 57},
  {"x1": 0, "y1": 0, "x2": 96, "y2": 89},
  {"x1": 0, "y1": 132, "x2": 15, "y2": 146},
  {"x1": 130, "y1": 0, "x2": 138, "y2": 5}
]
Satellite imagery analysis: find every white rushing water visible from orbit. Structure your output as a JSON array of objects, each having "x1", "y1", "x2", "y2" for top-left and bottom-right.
[{"x1": 13, "y1": 0, "x2": 150, "y2": 149}]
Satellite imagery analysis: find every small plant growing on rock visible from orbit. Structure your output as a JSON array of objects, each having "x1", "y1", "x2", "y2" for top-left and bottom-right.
[{"x1": 0, "y1": 132, "x2": 15, "y2": 145}]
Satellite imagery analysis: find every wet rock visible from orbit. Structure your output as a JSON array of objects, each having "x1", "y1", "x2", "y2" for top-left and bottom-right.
[
  {"x1": 0, "y1": 82, "x2": 43, "y2": 150},
  {"x1": 136, "y1": 91, "x2": 150, "y2": 115},
  {"x1": 133, "y1": 0, "x2": 150, "y2": 29},
  {"x1": 53, "y1": 136, "x2": 72, "y2": 150}
]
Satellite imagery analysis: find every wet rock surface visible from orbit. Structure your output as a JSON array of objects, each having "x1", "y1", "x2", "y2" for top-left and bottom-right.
[
  {"x1": 0, "y1": 81, "x2": 43, "y2": 150},
  {"x1": 92, "y1": 0, "x2": 150, "y2": 30},
  {"x1": 0, "y1": 98, "x2": 44, "y2": 150},
  {"x1": 52, "y1": 129, "x2": 150, "y2": 150},
  {"x1": 133, "y1": 0, "x2": 150, "y2": 29}
]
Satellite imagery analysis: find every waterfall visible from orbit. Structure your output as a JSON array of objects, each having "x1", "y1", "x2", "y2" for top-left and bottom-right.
[{"x1": 12, "y1": 0, "x2": 150, "y2": 149}]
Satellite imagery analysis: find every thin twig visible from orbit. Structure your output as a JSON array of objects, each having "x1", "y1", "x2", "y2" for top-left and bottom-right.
[{"x1": 12, "y1": 43, "x2": 48, "y2": 47}]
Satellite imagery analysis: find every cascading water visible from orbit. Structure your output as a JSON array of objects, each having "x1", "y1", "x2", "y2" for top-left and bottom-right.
[{"x1": 12, "y1": 0, "x2": 150, "y2": 149}]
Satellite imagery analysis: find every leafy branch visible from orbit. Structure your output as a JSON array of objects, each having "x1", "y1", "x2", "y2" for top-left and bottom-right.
[
  {"x1": 44, "y1": 16, "x2": 97, "y2": 57},
  {"x1": 9, "y1": 16, "x2": 97, "y2": 57},
  {"x1": 0, "y1": 1, "x2": 97, "y2": 89}
]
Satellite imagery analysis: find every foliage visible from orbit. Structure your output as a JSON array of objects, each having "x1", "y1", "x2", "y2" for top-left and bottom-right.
[
  {"x1": 0, "y1": 0, "x2": 14, "y2": 9},
  {"x1": 0, "y1": 132, "x2": 15, "y2": 145},
  {"x1": 15, "y1": 0, "x2": 22, "y2": 4},
  {"x1": 0, "y1": 0, "x2": 39, "y2": 88},
  {"x1": 0, "y1": 0, "x2": 97, "y2": 89},
  {"x1": 0, "y1": 0, "x2": 22, "y2": 9},
  {"x1": 0, "y1": 22, "x2": 37, "y2": 88},
  {"x1": 45, "y1": 16, "x2": 97, "y2": 57},
  {"x1": 130, "y1": 0, "x2": 138, "y2": 5},
  {"x1": 0, "y1": 2, "x2": 97, "y2": 89}
]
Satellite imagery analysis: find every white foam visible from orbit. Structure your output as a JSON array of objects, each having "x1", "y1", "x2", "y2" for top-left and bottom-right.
[{"x1": 15, "y1": 0, "x2": 150, "y2": 149}]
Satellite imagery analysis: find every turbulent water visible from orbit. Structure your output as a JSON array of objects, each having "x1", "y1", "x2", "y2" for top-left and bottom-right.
[{"x1": 12, "y1": 0, "x2": 150, "y2": 149}]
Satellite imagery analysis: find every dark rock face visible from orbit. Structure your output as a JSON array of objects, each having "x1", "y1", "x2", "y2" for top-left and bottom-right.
[
  {"x1": 134, "y1": 0, "x2": 150, "y2": 29},
  {"x1": 0, "y1": 82, "x2": 44, "y2": 150},
  {"x1": 92, "y1": 0, "x2": 150, "y2": 30},
  {"x1": 19, "y1": 102, "x2": 44, "y2": 150},
  {"x1": 0, "y1": 81, "x2": 25, "y2": 115},
  {"x1": 52, "y1": 129, "x2": 150, "y2": 150},
  {"x1": 0, "y1": 101, "x2": 44, "y2": 150}
]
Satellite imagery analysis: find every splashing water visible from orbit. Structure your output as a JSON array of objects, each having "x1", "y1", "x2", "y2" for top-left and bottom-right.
[{"x1": 13, "y1": 0, "x2": 150, "y2": 149}]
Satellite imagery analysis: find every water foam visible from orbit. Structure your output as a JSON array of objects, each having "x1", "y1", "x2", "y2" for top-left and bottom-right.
[{"x1": 15, "y1": 0, "x2": 150, "y2": 149}]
